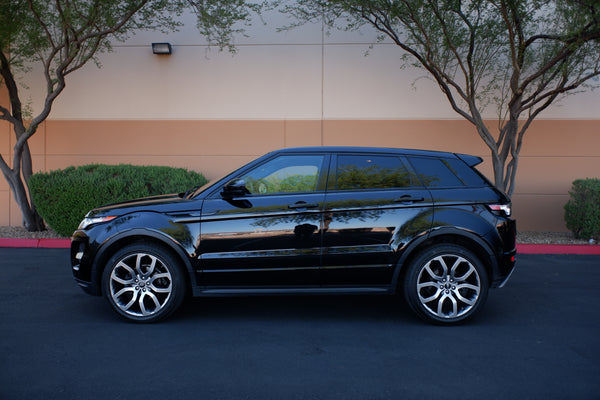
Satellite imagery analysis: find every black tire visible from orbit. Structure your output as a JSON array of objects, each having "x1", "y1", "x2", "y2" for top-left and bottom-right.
[
  {"x1": 403, "y1": 244, "x2": 489, "y2": 325},
  {"x1": 102, "y1": 244, "x2": 186, "y2": 323}
]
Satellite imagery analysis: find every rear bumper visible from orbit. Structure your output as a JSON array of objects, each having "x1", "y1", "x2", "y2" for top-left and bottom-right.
[
  {"x1": 495, "y1": 249, "x2": 516, "y2": 288},
  {"x1": 491, "y1": 216, "x2": 516, "y2": 288}
]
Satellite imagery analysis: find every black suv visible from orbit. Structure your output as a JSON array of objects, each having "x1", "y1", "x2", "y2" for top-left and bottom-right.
[{"x1": 71, "y1": 147, "x2": 516, "y2": 324}]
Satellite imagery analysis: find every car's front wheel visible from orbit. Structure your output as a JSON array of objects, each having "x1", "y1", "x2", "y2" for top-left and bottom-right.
[
  {"x1": 403, "y1": 244, "x2": 489, "y2": 325},
  {"x1": 102, "y1": 244, "x2": 186, "y2": 323}
]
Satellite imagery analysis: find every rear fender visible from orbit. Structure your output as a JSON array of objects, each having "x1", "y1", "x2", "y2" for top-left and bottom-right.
[{"x1": 392, "y1": 227, "x2": 498, "y2": 291}]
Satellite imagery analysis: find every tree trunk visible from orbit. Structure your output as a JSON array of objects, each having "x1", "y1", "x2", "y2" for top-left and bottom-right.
[
  {"x1": 491, "y1": 153, "x2": 506, "y2": 194},
  {"x1": 0, "y1": 158, "x2": 45, "y2": 232},
  {"x1": 5, "y1": 171, "x2": 45, "y2": 231}
]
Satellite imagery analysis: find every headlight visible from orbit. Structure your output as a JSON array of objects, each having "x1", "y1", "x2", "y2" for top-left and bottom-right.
[{"x1": 78, "y1": 215, "x2": 117, "y2": 230}]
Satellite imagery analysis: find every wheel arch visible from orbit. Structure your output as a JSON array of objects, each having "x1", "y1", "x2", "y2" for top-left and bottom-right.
[
  {"x1": 393, "y1": 228, "x2": 498, "y2": 292},
  {"x1": 91, "y1": 228, "x2": 196, "y2": 296}
]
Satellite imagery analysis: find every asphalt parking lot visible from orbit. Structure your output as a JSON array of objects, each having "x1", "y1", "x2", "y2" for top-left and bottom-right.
[{"x1": 1, "y1": 248, "x2": 599, "y2": 399}]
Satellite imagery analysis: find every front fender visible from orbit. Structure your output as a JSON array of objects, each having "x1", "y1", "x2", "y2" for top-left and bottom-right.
[{"x1": 89, "y1": 212, "x2": 200, "y2": 294}]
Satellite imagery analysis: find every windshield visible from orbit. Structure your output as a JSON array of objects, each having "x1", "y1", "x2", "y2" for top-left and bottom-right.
[{"x1": 183, "y1": 174, "x2": 227, "y2": 199}]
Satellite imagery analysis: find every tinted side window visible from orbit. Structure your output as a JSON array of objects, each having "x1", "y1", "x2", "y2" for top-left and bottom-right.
[
  {"x1": 241, "y1": 155, "x2": 325, "y2": 194},
  {"x1": 408, "y1": 157, "x2": 464, "y2": 187},
  {"x1": 444, "y1": 158, "x2": 487, "y2": 186},
  {"x1": 336, "y1": 155, "x2": 411, "y2": 190}
]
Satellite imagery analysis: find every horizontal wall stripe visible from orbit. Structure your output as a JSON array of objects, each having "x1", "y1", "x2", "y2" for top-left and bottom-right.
[{"x1": 1, "y1": 118, "x2": 599, "y2": 232}]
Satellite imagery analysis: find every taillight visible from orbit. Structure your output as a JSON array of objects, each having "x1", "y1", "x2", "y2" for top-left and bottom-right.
[{"x1": 488, "y1": 204, "x2": 512, "y2": 217}]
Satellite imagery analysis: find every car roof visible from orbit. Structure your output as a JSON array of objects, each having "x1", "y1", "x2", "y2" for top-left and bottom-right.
[
  {"x1": 274, "y1": 146, "x2": 455, "y2": 158},
  {"x1": 272, "y1": 146, "x2": 483, "y2": 167}
]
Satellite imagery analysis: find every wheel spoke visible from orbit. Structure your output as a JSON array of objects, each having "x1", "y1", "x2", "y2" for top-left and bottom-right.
[
  {"x1": 435, "y1": 256, "x2": 449, "y2": 275},
  {"x1": 115, "y1": 287, "x2": 138, "y2": 311},
  {"x1": 424, "y1": 258, "x2": 445, "y2": 280},
  {"x1": 438, "y1": 293, "x2": 458, "y2": 317},
  {"x1": 114, "y1": 286, "x2": 135, "y2": 298},
  {"x1": 134, "y1": 253, "x2": 144, "y2": 275},
  {"x1": 454, "y1": 265, "x2": 476, "y2": 282},
  {"x1": 139, "y1": 291, "x2": 161, "y2": 316},
  {"x1": 116, "y1": 261, "x2": 134, "y2": 274},
  {"x1": 419, "y1": 288, "x2": 442, "y2": 303},
  {"x1": 456, "y1": 283, "x2": 479, "y2": 292},
  {"x1": 454, "y1": 291, "x2": 477, "y2": 306},
  {"x1": 146, "y1": 256, "x2": 157, "y2": 275},
  {"x1": 449, "y1": 256, "x2": 464, "y2": 274},
  {"x1": 149, "y1": 284, "x2": 171, "y2": 294},
  {"x1": 113, "y1": 262, "x2": 135, "y2": 283},
  {"x1": 111, "y1": 273, "x2": 134, "y2": 286},
  {"x1": 151, "y1": 272, "x2": 170, "y2": 281},
  {"x1": 417, "y1": 281, "x2": 438, "y2": 290}
]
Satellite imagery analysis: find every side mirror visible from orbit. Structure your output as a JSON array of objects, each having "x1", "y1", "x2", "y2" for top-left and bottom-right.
[{"x1": 221, "y1": 179, "x2": 250, "y2": 198}]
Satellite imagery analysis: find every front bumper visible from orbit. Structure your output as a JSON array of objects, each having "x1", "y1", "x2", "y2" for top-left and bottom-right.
[{"x1": 71, "y1": 232, "x2": 102, "y2": 296}]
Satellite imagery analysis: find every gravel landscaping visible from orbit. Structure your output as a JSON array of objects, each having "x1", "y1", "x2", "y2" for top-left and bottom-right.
[
  {"x1": 517, "y1": 231, "x2": 594, "y2": 245},
  {"x1": 0, "y1": 226, "x2": 66, "y2": 240},
  {"x1": 0, "y1": 225, "x2": 595, "y2": 245}
]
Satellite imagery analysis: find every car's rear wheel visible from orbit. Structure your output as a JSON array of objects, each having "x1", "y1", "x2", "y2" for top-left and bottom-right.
[
  {"x1": 403, "y1": 244, "x2": 489, "y2": 325},
  {"x1": 102, "y1": 244, "x2": 186, "y2": 323}
]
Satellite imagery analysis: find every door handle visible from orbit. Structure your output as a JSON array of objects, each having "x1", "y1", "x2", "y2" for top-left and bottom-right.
[
  {"x1": 288, "y1": 202, "x2": 319, "y2": 209},
  {"x1": 394, "y1": 195, "x2": 425, "y2": 203}
]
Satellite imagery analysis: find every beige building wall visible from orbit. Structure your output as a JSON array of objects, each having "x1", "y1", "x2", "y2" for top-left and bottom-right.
[
  {"x1": 2, "y1": 10, "x2": 599, "y2": 232},
  {"x1": 1, "y1": 114, "x2": 598, "y2": 231}
]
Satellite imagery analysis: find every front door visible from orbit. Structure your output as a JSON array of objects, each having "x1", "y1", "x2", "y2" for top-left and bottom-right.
[{"x1": 197, "y1": 154, "x2": 328, "y2": 287}]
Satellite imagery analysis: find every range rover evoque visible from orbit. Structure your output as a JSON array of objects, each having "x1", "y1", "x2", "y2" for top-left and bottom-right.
[{"x1": 71, "y1": 146, "x2": 516, "y2": 324}]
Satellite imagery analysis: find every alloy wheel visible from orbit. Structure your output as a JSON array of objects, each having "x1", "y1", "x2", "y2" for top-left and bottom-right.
[
  {"x1": 108, "y1": 252, "x2": 173, "y2": 318},
  {"x1": 416, "y1": 254, "x2": 481, "y2": 319}
]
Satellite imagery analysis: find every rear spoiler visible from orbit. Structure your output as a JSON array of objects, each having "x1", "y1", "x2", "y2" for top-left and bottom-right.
[{"x1": 456, "y1": 153, "x2": 483, "y2": 167}]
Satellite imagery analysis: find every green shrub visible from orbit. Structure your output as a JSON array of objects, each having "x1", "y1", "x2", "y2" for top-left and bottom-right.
[
  {"x1": 29, "y1": 164, "x2": 207, "y2": 237},
  {"x1": 564, "y1": 178, "x2": 600, "y2": 240}
]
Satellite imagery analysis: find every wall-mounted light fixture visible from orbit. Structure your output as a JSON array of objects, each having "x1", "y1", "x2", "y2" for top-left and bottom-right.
[{"x1": 152, "y1": 42, "x2": 172, "y2": 55}]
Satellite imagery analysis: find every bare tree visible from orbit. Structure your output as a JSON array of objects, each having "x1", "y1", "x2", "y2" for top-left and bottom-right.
[
  {"x1": 0, "y1": 0, "x2": 259, "y2": 231},
  {"x1": 282, "y1": 0, "x2": 600, "y2": 195}
]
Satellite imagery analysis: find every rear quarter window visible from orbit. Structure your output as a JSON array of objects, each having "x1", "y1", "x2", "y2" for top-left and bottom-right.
[
  {"x1": 443, "y1": 158, "x2": 487, "y2": 186},
  {"x1": 408, "y1": 157, "x2": 465, "y2": 188}
]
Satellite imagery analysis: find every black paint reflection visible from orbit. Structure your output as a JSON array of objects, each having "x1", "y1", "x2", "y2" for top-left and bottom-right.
[
  {"x1": 321, "y1": 189, "x2": 433, "y2": 285},
  {"x1": 198, "y1": 192, "x2": 325, "y2": 286},
  {"x1": 196, "y1": 179, "x2": 436, "y2": 287}
]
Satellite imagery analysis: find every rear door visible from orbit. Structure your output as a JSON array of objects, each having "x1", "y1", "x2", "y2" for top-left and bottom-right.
[{"x1": 321, "y1": 153, "x2": 433, "y2": 286}]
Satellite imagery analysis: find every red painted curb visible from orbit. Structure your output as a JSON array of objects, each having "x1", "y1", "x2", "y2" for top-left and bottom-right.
[
  {"x1": 38, "y1": 239, "x2": 72, "y2": 248},
  {"x1": 0, "y1": 238, "x2": 71, "y2": 248},
  {"x1": 516, "y1": 243, "x2": 600, "y2": 255}
]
